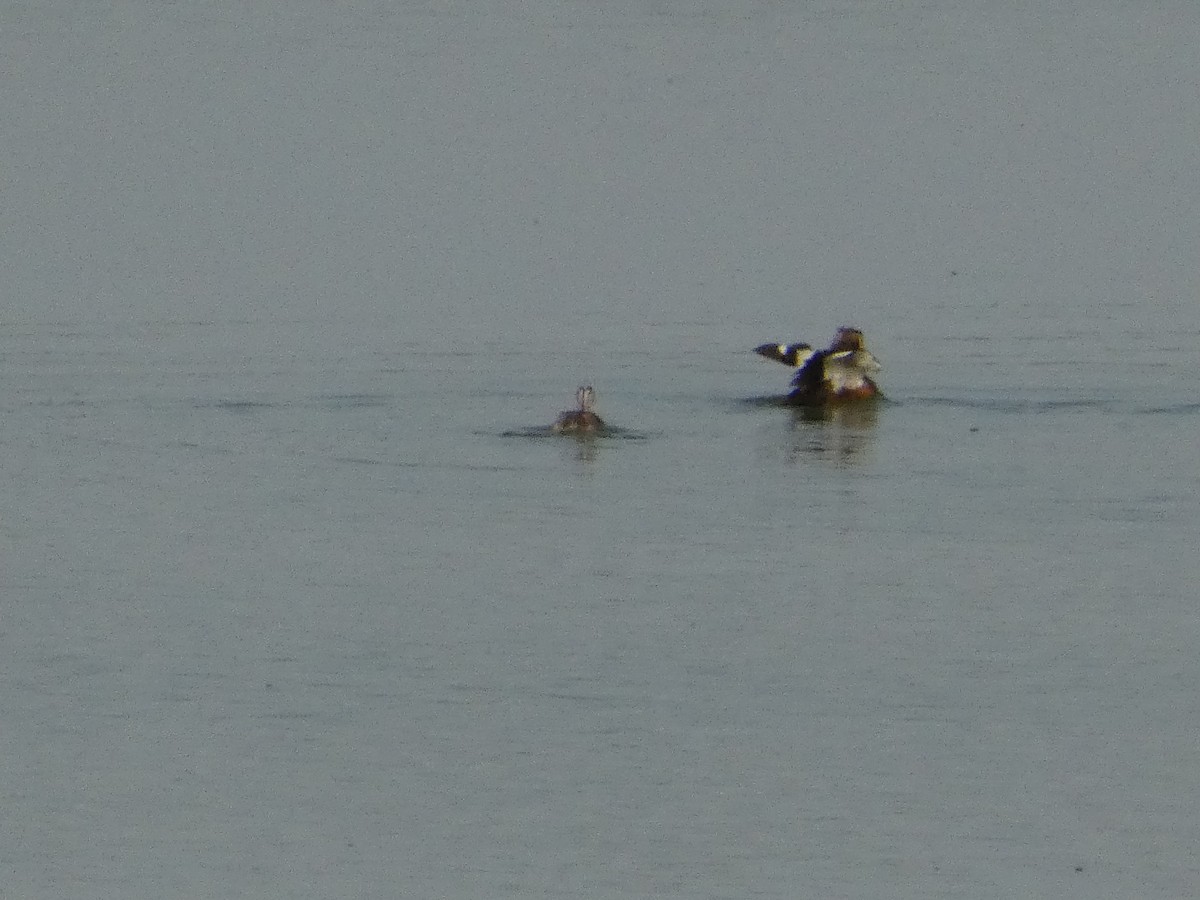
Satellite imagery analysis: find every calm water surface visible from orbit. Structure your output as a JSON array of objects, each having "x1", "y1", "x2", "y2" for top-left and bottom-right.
[
  {"x1": 4, "y1": 315, "x2": 1198, "y2": 899},
  {"x1": 3, "y1": 0, "x2": 1200, "y2": 897}
]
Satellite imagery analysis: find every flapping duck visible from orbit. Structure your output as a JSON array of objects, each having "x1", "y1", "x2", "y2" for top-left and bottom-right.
[{"x1": 754, "y1": 327, "x2": 881, "y2": 405}]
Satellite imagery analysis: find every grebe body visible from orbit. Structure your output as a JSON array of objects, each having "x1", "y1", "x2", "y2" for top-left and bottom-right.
[{"x1": 552, "y1": 385, "x2": 607, "y2": 433}]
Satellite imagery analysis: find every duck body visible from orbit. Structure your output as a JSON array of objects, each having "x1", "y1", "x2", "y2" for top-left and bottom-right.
[
  {"x1": 552, "y1": 385, "x2": 607, "y2": 433},
  {"x1": 754, "y1": 327, "x2": 881, "y2": 406}
]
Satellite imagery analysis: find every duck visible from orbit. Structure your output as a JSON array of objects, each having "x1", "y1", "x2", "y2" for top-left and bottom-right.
[
  {"x1": 754, "y1": 327, "x2": 881, "y2": 405},
  {"x1": 551, "y1": 385, "x2": 606, "y2": 433}
]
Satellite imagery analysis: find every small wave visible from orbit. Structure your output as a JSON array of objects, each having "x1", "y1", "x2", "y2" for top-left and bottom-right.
[
  {"x1": 497, "y1": 426, "x2": 649, "y2": 440},
  {"x1": 210, "y1": 399, "x2": 279, "y2": 412},
  {"x1": 315, "y1": 393, "x2": 392, "y2": 409},
  {"x1": 740, "y1": 393, "x2": 794, "y2": 408},
  {"x1": 1134, "y1": 402, "x2": 1200, "y2": 416},
  {"x1": 903, "y1": 396, "x2": 1108, "y2": 414}
]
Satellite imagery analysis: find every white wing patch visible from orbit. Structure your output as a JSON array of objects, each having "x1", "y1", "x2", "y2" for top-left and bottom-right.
[
  {"x1": 789, "y1": 345, "x2": 817, "y2": 368},
  {"x1": 824, "y1": 349, "x2": 881, "y2": 391}
]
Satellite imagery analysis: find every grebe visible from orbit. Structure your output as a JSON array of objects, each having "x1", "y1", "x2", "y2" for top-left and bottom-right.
[
  {"x1": 754, "y1": 327, "x2": 881, "y2": 405},
  {"x1": 551, "y1": 385, "x2": 606, "y2": 433}
]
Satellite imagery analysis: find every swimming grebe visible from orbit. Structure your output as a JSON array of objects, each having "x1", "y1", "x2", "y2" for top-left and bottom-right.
[
  {"x1": 754, "y1": 327, "x2": 881, "y2": 405},
  {"x1": 551, "y1": 385, "x2": 606, "y2": 433}
]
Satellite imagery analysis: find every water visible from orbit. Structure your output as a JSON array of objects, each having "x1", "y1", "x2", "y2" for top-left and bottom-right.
[{"x1": 3, "y1": 1, "x2": 1200, "y2": 898}]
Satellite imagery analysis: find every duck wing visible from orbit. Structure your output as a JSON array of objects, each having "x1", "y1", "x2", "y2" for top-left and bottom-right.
[
  {"x1": 788, "y1": 350, "x2": 826, "y2": 390},
  {"x1": 753, "y1": 342, "x2": 815, "y2": 367}
]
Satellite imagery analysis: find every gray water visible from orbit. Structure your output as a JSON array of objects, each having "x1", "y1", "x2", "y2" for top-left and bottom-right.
[{"x1": 3, "y1": 1, "x2": 1200, "y2": 898}]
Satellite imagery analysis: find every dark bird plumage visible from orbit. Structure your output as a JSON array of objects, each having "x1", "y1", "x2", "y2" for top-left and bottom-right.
[
  {"x1": 552, "y1": 385, "x2": 606, "y2": 433},
  {"x1": 754, "y1": 327, "x2": 881, "y2": 405}
]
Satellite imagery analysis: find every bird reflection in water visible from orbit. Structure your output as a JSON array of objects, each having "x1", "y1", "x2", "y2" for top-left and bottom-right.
[{"x1": 787, "y1": 400, "x2": 879, "y2": 463}]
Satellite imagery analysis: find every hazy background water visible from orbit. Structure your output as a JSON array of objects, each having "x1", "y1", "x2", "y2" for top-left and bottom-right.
[{"x1": 3, "y1": 1, "x2": 1199, "y2": 897}]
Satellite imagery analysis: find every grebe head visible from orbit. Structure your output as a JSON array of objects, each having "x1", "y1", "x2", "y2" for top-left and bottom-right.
[
  {"x1": 830, "y1": 327, "x2": 866, "y2": 352},
  {"x1": 576, "y1": 385, "x2": 596, "y2": 412},
  {"x1": 827, "y1": 328, "x2": 880, "y2": 372}
]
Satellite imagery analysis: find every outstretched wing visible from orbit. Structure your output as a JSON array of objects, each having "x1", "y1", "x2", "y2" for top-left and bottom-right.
[
  {"x1": 790, "y1": 350, "x2": 828, "y2": 390},
  {"x1": 753, "y1": 342, "x2": 815, "y2": 368}
]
